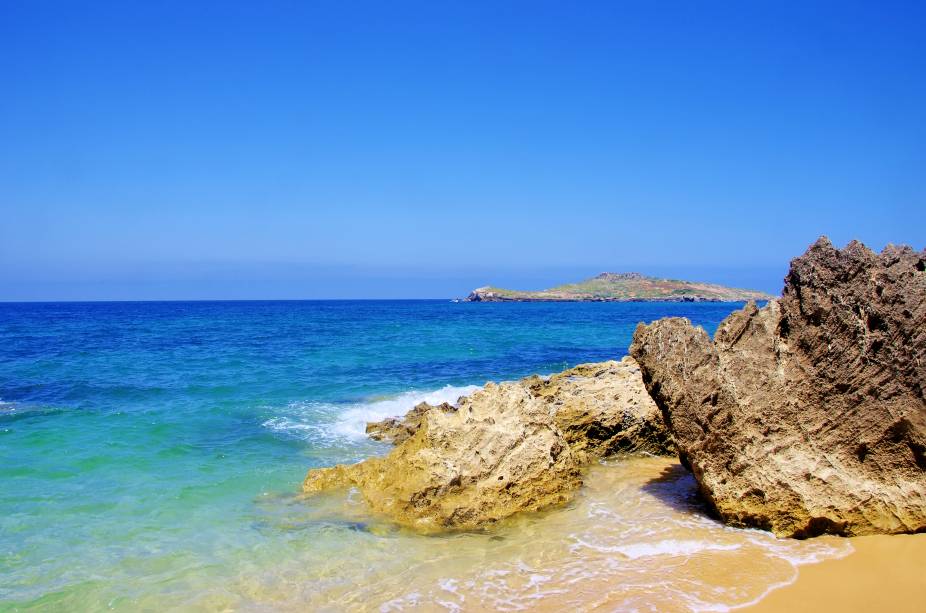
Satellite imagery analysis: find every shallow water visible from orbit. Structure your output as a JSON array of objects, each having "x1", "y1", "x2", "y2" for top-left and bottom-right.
[
  {"x1": 213, "y1": 457, "x2": 850, "y2": 613},
  {"x1": 0, "y1": 299, "x2": 847, "y2": 612}
]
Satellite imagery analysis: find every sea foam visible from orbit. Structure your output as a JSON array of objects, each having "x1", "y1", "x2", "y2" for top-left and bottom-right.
[
  {"x1": 572, "y1": 538, "x2": 742, "y2": 559},
  {"x1": 262, "y1": 384, "x2": 481, "y2": 444}
]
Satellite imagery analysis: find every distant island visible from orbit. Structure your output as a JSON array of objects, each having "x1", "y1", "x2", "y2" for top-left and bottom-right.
[{"x1": 464, "y1": 272, "x2": 775, "y2": 302}]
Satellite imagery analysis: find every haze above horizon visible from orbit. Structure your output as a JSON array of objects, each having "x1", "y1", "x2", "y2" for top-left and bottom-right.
[{"x1": 2, "y1": 1, "x2": 924, "y2": 301}]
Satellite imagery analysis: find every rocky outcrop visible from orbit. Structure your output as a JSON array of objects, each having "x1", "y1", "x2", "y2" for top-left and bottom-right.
[
  {"x1": 365, "y1": 357, "x2": 673, "y2": 460},
  {"x1": 365, "y1": 401, "x2": 455, "y2": 444},
  {"x1": 304, "y1": 382, "x2": 582, "y2": 532},
  {"x1": 306, "y1": 356, "x2": 671, "y2": 532},
  {"x1": 630, "y1": 237, "x2": 926, "y2": 538},
  {"x1": 520, "y1": 357, "x2": 673, "y2": 460}
]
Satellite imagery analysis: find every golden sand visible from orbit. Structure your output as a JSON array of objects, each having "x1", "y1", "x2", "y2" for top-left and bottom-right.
[{"x1": 746, "y1": 532, "x2": 926, "y2": 613}]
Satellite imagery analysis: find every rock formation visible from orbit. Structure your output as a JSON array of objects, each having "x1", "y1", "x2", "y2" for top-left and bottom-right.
[
  {"x1": 364, "y1": 357, "x2": 674, "y2": 459},
  {"x1": 630, "y1": 237, "x2": 926, "y2": 537},
  {"x1": 520, "y1": 357, "x2": 673, "y2": 460},
  {"x1": 304, "y1": 382, "x2": 582, "y2": 532},
  {"x1": 365, "y1": 401, "x2": 455, "y2": 445},
  {"x1": 306, "y1": 356, "x2": 671, "y2": 531}
]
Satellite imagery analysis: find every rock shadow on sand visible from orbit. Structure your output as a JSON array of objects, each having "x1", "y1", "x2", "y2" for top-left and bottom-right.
[{"x1": 639, "y1": 462, "x2": 716, "y2": 519}]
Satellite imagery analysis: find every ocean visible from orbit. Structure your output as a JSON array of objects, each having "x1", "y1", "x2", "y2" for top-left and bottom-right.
[{"x1": 0, "y1": 300, "x2": 850, "y2": 611}]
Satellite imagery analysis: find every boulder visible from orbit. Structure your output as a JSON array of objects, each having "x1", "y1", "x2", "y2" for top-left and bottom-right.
[
  {"x1": 630, "y1": 237, "x2": 926, "y2": 537},
  {"x1": 304, "y1": 382, "x2": 582, "y2": 532},
  {"x1": 521, "y1": 357, "x2": 674, "y2": 460}
]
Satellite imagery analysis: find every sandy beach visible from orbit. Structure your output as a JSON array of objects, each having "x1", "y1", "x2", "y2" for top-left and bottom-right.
[{"x1": 747, "y1": 533, "x2": 926, "y2": 612}]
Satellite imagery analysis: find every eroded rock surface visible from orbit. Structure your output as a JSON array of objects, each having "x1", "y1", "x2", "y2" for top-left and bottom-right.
[
  {"x1": 304, "y1": 383, "x2": 582, "y2": 532},
  {"x1": 364, "y1": 356, "x2": 673, "y2": 460},
  {"x1": 630, "y1": 237, "x2": 926, "y2": 537},
  {"x1": 521, "y1": 357, "x2": 673, "y2": 460},
  {"x1": 305, "y1": 356, "x2": 671, "y2": 531},
  {"x1": 365, "y1": 401, "x2": 455, "y2": 444}
]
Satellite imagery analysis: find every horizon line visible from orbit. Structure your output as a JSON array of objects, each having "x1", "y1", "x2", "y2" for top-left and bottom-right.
[{"x1": 0, "y1": 297, "x2": 777, "y2": 305}]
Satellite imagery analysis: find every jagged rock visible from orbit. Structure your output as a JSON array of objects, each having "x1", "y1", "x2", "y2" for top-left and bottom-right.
[
  {"x1": 303, "y1": 383, "x2": 582, "y2": 532},
  {"x1": 365, "y1": 357, "x2": 674, "y2": 461},
  {"x1": 306, "y1": 350, "x2": 669, "y2": 533},
  {"x1": 365, "y1": 401, "x2": 455, "y2": 444},
  {"x1": 630, "y1": 237, "x2": 926, "y2": 538},
  {"x1": 521, "y1": 357, "x2": 674, "y2": 460}
]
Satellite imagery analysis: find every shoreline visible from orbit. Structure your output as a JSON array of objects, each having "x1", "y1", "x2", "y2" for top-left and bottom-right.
[{"x1": 290, "y1": 457, "x2": 862, "y2": 611}]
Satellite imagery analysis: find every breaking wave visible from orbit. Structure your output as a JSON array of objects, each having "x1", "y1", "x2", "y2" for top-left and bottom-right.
[{"x1": 261, "y1": 384, "x2": 481, "y2": 444}]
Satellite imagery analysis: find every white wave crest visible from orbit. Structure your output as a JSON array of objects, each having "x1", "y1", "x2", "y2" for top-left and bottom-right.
[
  {"x1": 329, "y1": 385, "x2": 481, "y2": 440},
  {"x1": 262, "y1": 384, "x2": 481, "y2": 444}
]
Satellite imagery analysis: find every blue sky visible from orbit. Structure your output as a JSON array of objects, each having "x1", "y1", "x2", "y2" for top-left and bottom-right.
[{"x1": 2, "y1": 1, "x2": 924, "y2": 300}]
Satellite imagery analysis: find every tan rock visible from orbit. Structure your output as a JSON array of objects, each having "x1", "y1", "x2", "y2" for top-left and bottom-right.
[
  {"x1": 365, "y1": 401, "x2": 455, "y2": 444},
  {"x1": 522, "y1": 356, "x2": 674, "y2": 461},
  {"x1": 303, "y1": 382, "x2": 582, "y2": 532},
  {"x1": 365, "y1": 356, "x2": 673, "y2": 461},
  {"x1": 307, "y1": 351, "x2": 670, "y2": 532},
  {"x1": 630, "y1": 237, "x2": 926, "y2": 537}
]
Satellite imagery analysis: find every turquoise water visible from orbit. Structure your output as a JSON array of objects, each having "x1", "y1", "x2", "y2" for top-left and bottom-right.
[{"x1": 0, "y1": 300, "x2": 748, "y2": 610}]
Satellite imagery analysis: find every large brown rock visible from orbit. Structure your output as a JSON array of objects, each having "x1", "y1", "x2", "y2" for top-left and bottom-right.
[
  {"x1": 303, "y1": 382, "x2": 582, "y2": 532},
  {"x1": 630, "y1": 237, "x2": 926, "y2": 537}
]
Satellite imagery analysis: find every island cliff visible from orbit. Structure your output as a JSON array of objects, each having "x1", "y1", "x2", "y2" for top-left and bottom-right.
[{"x1": 465, "y1": 272, "x2": 774, "y2": 302}]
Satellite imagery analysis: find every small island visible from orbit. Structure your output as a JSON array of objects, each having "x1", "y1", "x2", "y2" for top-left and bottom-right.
[{"x1": 465, "y1": 272, "x2": 775, "y2": 302}]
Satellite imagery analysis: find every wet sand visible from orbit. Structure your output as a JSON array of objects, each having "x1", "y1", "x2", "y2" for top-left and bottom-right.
[{"x1": 746, "y1": 532, "x2": 926, "y2": 612}]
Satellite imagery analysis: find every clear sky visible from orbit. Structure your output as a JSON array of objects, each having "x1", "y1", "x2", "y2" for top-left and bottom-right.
[{"x1": 2, "y1": 1, "x2": 924, "y2": 300}]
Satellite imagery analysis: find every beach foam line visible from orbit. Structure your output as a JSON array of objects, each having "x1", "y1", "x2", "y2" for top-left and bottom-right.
[
  {"x1": 571, "y1": 537, "x2": 742, "y2": 559},
  {"x1": 743, "y1": 533, "x2": 855, "y2": 567}
]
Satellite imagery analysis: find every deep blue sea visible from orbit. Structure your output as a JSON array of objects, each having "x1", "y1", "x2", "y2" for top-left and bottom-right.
[{"x1": 4, "y1": 300, "x2": 848, "y2": 611}]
